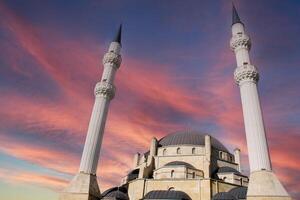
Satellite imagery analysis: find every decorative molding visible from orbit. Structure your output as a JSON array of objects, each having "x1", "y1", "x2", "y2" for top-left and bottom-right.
[
  {"x1": 102, "y1": 52, "x2": 122, "y2": 68},
  {"x1": 234, "y1": 64, "x2": 259, "y2": 85},
  {"x1": 230, "y1": 34, "x2": 251, "y2": 51},
  {"x1": 94, "y1": 81, "x2": 115, "y2": 99}
]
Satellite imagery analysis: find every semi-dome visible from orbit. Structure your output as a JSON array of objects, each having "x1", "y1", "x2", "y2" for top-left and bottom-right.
[
  {"x1": 102, "y1": 187, "x2": 128, "y2": 200},
  {"x1": 217, "y1": 166, "x2": 242, "y2": 175},
  {"x1": 165, "y1": 161, "x2": 196, "y2": 169},
  {"x1": 158, "y1": 130, "x2": 229, "y2": 152},
  {"x1": 229, "y1": 187, "x2": 247, "y2": 199},
  {"x1": 212, "y1": 192, "x2": 237, "y2": 200},
  {"x1": 144, "y1": 190, "x2": 191, "y2": 200}
]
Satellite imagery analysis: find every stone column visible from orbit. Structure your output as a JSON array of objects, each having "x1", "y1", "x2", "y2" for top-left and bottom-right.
[
  {"x1": 133, "y1": 153, "x2": 140, "y2": 168},
  {"x1": 234, "y1": 148, "x2": 241, "y2": 172},
  {"x1": 204, "y1": 135, "x2": 211, "y2": 179},
  {"x1": 149, "y1": 137, "x2": 158, "y2": 157}
]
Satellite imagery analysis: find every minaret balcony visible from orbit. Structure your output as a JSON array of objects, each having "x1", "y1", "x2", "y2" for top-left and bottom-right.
[
  {"x1": 94, "y1": 81, "x2": 116, "y2": 99},
  {"x1": 234, "y1": 64, "x2": 259, "y2": 85},
  {"x1": 102, "y1": 52, "x2": 122, "y2": 68},
  {"x1": 230, "y1": 33, "x2": 251, "y2": 51}
]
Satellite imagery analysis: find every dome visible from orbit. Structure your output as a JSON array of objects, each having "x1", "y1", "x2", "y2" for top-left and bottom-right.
[
  {"x1": 217, "y1": 166, "x2": 242, "y2": 175},
  {"x1": 165, "y1": 161, "x2": 196, "y2": 169},
  {"x1": 212, "y1": 192, "x2": 237, "y2": 200},
  {"x1": 229, "y1": 187, "x2": 247, "y2": 199},
  {"x1": 103, "y1": 191, "x2": 129, "y2": 200},
  {"x1": 158, "y1": 130, "x2": 229, "y2": 152},
  {"x1": 144, "y1": 190, "x2": 191, "y2": 200},
  {"x1": 102, "y1": 187, "x2": 128, "y2": 200}
]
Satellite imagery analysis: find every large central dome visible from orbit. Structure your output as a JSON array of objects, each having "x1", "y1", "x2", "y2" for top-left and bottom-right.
[{"x1": 158, "y1": 130, "x2": 229, "y2": 152}]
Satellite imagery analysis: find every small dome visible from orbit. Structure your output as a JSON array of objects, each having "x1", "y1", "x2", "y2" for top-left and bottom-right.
[
  {"x1": 144, "y1": 190, "x2": 191, "y2": 200},
  {"x1": 127, "y1": 168, "x2": 139, "y2": 181},
  {"x1": 165, "y1": 161, "x2": 196, "y2": 169},
  {"x1": 229, "y1": 187, "x2": 247, "y2": 199},
  {"x1": 159, "y1": 130, "x2": 229, "y2": 152},
  {"x1": 102, "y1": 187, "x2": 128, "y2": 200},
  {"x1": 103, "y1": 191, "x2": 128, "y2": 200},
  {"x1": 217, "y1": 166, "x2": 242, "y2": 175},
  {"x1": 212, "y1": 192, "x2": 237, "y2": 200}
]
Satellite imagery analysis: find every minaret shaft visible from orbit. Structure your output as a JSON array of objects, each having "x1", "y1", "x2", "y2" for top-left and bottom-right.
[
  {"x1": 60, "y1": 27, "x2": 122, "y2": 200},
  {"x1": 230, "y1": 6, "x2": 290, "y2": 199},
  {"x1": 239, "y1": 81, "x2": 271, "y2": 171},
  {"x1": 230, "y1": 22, "x2": 271, "y2": 172},
  {"x1": 79, "y1": 42, "x2": 121, "y2": 175},
  {"x1": 79, "y1": 97, "x2": 110, "y2": 174}
]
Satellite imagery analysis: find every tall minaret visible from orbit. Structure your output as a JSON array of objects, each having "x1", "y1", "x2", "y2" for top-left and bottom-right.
[
  {"x1": 230, "y1": 5, "x2": 291, "y2": 200},
  {"x1": 60, "y1": 25, "x2": 123, "y2": 200}
]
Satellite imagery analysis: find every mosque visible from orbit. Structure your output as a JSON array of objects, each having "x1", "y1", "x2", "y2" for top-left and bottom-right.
[{"x1": 60, "y1": 4, "x2": 292, "y2": 200}]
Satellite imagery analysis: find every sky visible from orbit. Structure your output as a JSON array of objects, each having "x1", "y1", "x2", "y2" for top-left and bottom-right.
[{"x1": 0, "y1": 0, "x2": 299, "y2": 199}]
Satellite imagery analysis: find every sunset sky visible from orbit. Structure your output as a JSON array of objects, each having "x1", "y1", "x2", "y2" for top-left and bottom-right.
[{"x1": 0, "y1": 0, "x2": 299, "y2": 199}]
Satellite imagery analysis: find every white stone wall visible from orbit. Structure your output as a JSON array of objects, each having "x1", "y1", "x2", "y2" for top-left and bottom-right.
[
  {"x1": 217, "y1": 173, "x2": 248, "y2": 187},
  {"x1": 157, "y1": 145, "x2": 205, "y2": 157},
  {"x1": 154, "y1": 165, "x2": 204, "y2": 180}
]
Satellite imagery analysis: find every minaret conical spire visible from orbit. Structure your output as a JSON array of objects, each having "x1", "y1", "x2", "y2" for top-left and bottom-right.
[
  {"x1": 232, "y1": 3, "x2": 242, "y2": 25},
  {"x1": 113, "y1": 24, "x2": 122, "y2": 45}
]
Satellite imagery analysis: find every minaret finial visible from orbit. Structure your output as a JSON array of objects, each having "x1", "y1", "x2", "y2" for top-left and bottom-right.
[
  {"x1": 232, "y1": 3, "x2": 242, "y2": 25},
  {"x1": 113, "y1": 24, "x2": 122, "y2": 45}
]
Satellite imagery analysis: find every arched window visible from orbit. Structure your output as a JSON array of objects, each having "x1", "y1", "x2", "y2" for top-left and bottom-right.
[
  {"x1": 177, "y1": 147, "x2": 181, "y2": 154},
  {"x1": 219, "y1": 152, "x2": 223, "y2": 159},
  {"x1": 163, "y1": 149, "x2": 167, "y2": 156},
  {"x1": 192, "y1": 147, "x2": 196, "y2": 154},
  {"x1": 171, "y1": 170, "x2": 175, "y2": 178}
]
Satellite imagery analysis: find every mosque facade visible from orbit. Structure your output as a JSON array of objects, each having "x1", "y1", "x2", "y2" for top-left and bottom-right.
[
  {"x1": 60, "y1": 4, "x2": 291, "y2": 200},
  {"x1": 109, "y1": 130, "x2": 249, "y2": 200}
]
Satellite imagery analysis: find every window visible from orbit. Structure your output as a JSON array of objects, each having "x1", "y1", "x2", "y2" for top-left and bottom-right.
[
  {"x1": 171, "y1": 170, "x2": 175, "y2": 178},
  {"x1": 177, "y1": 147, "x2": 181, "y2": 154},
  {"x1": 163, "y1": 149, "x2": 167, "y2": 156},
  {"x1": 192, "y1": 172, "x2": 195, "y2": 178},
  {"x1": 192, "y1": 147, "x2": 196, "y2": 154},
  {"x1": 219, "y1": 152, "x2": 223, "y2": 159}
]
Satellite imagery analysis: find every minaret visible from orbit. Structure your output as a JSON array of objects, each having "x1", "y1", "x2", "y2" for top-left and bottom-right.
[
  {"x1": 230, "y1": 5, "x2": 291, "y2": 200},
  {"x1": 60, "y1": 25, "x2": 123, "y2": 200}
]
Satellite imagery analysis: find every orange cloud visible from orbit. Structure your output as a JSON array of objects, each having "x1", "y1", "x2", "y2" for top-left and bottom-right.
[{"x1": 0, "y1": 168, "x2": 68, "y2": 190}]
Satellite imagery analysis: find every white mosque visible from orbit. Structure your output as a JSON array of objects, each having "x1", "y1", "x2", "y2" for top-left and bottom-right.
[{"x1": 60, "y1": 4, "x2": 292, "y2": 200}]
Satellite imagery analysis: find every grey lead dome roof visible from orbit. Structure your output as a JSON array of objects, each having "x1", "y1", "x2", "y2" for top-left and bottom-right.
[
  {"x1": 144, "y1": 190, "x2": 191, "y2": 200},
  {"x1": 165, "y1": 161, "x2": 196, "y2": 169},
  {"x1": 217, "y1": 166, "x2": 242, "y2": 175},
  {"x1": 158, "y1": 130, "x2": 229, "y2": 152}
]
